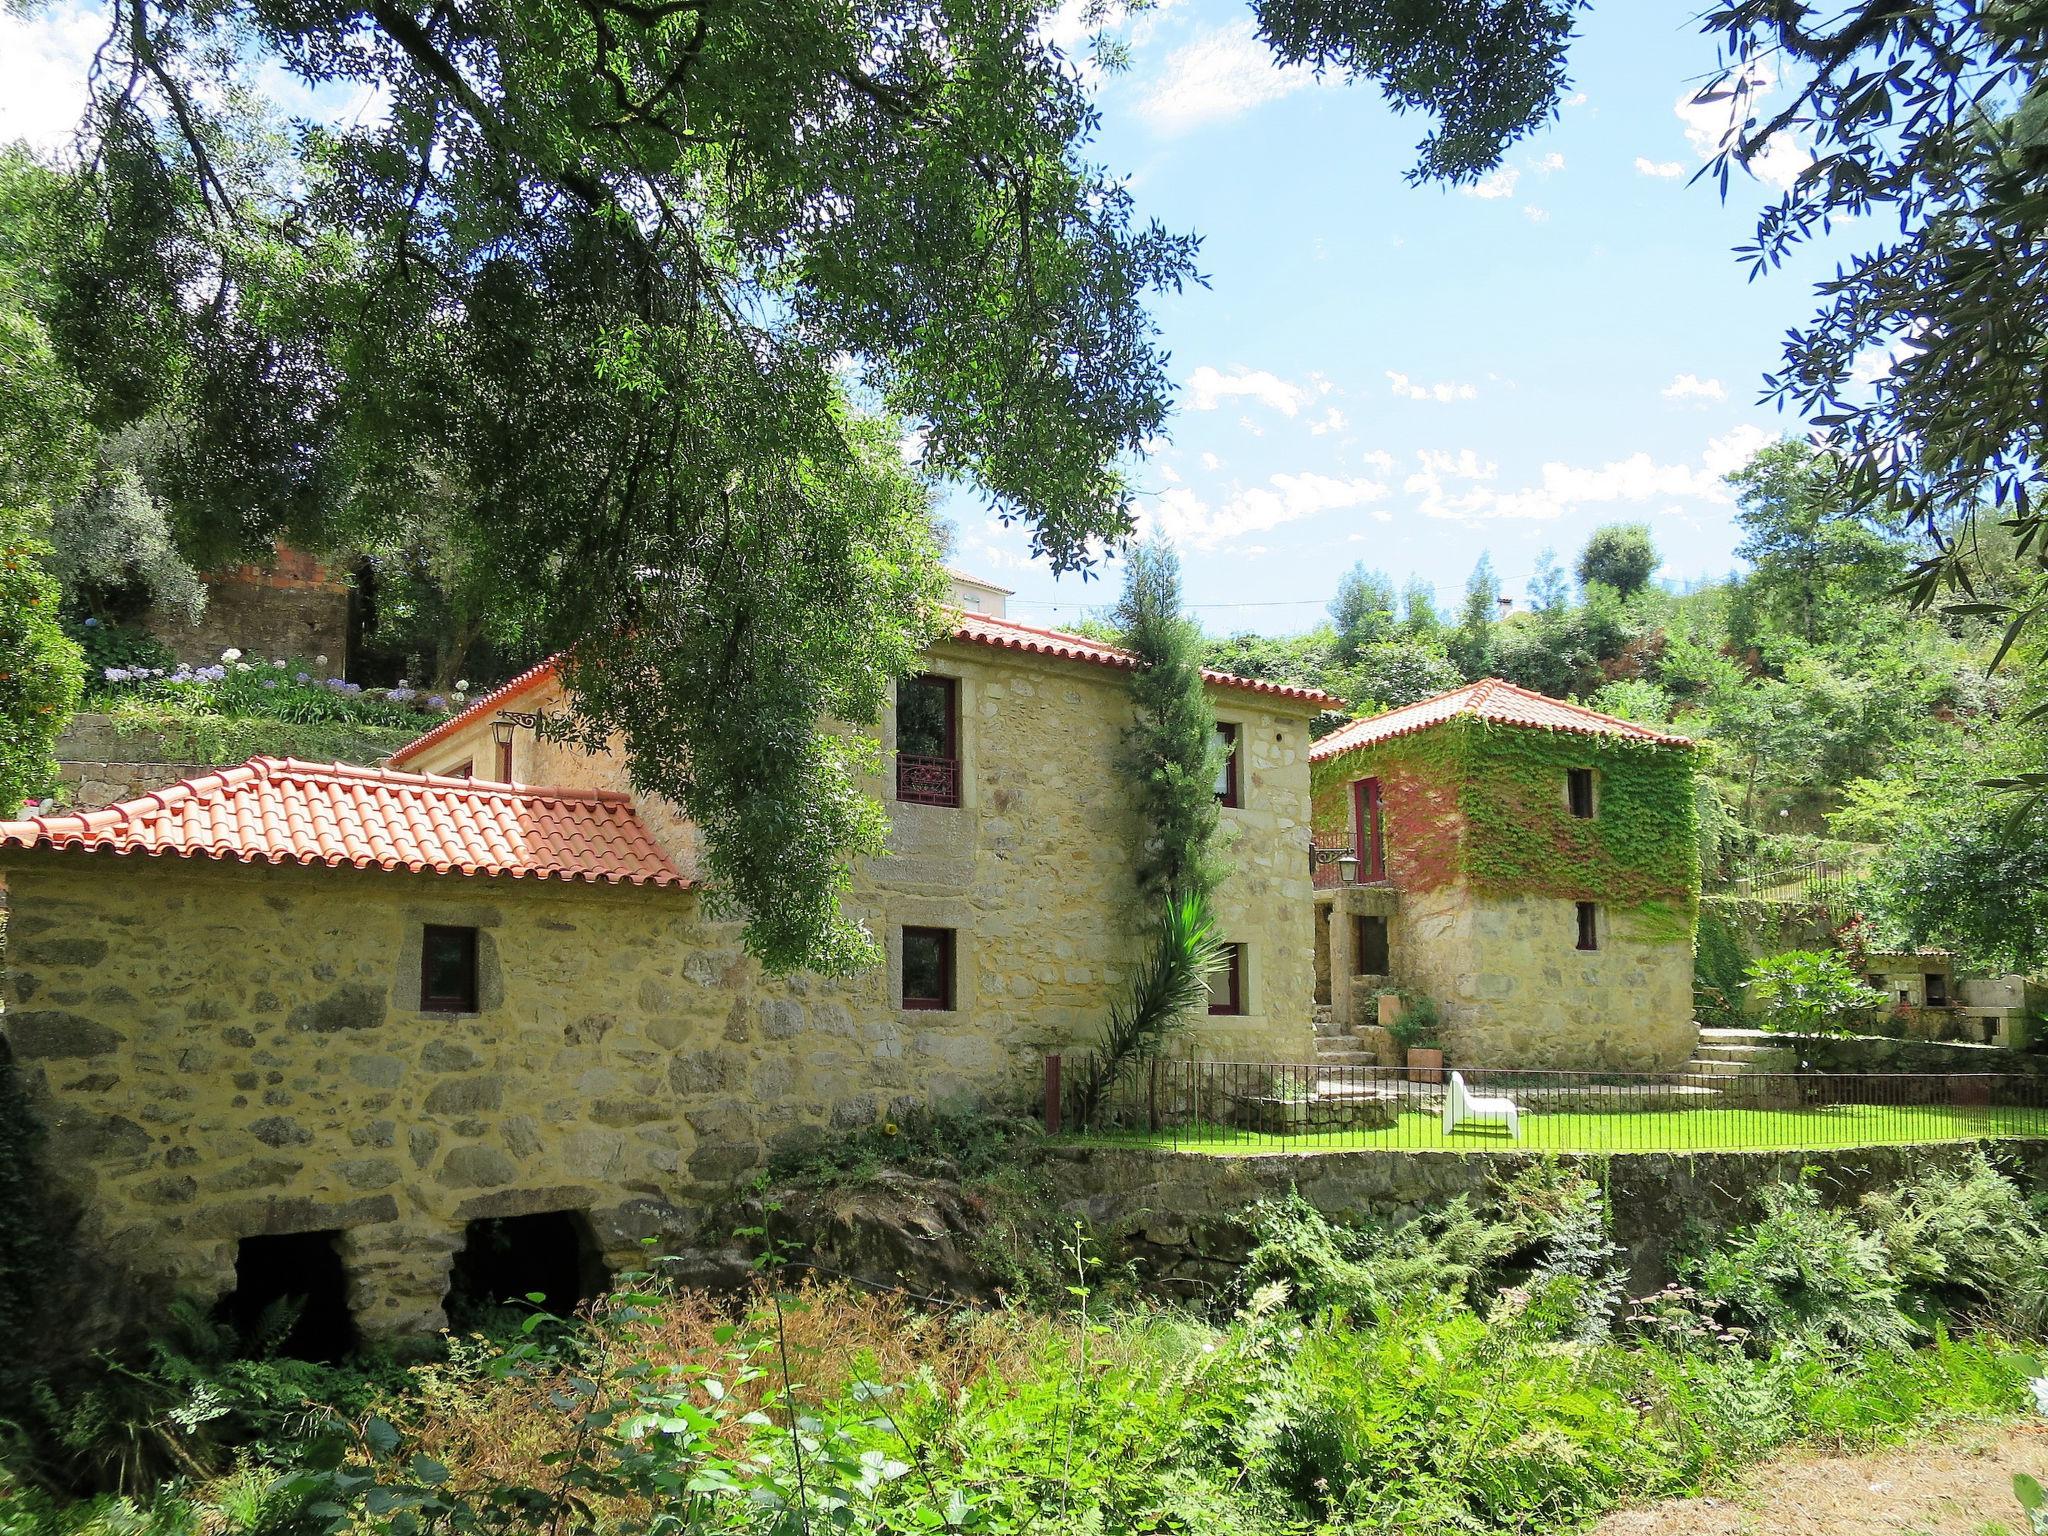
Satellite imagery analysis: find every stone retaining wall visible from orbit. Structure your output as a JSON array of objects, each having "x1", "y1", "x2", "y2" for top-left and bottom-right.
[
  {"x1": 1043, "y1": 1139, "x2": 2048, "y2": 1302},
  {"x1": 1787, "y1": 1032, "x2": 2048, "y2": 1078}
]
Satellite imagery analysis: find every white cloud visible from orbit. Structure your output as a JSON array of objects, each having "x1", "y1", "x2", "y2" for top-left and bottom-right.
[
  {"x1": 1136, "y1": 20, "x2": 1318, "y2": 134},
  {"x1": 1662, "y1": 373, "x2": 1727, "y2": 403},
  {"x1": 1675, "y1": 58, "x2": 1814, "y2": 192},
  {"x1": 1460, "y1": 166, "x2": 1520, "y2": 200},
  {"x1": 1401, "y1": 426, "x2": 1775, "y2": 524},
  {"x1": 1358, "y1": 448, "x2": 1396, "y2": 474},
  {"x1": 1185, "y1": 363, "x2": 1306, "y2": 416},
  {"x1": 1563, "y1": 92, "x2": 1588, "y2": 108},
  {"x1": 0, "y1": 1, "x2": 104, "y2": 154},
  {"x1": 1237, "y1": 414, "x2": 1265, "y2": 437},
  {"x1": 1308, "y1": 405, "x2": 1348, "y2": 436},
  {"x1": 1634, "y1": 156, "x2": 1685, "y2": 179},
  {"x1": 1145, "y1": 471, "x2": 1389, "y2": 550},
  {"x1": 1522, "y1": 205, "x2": 1550, "y2": 223},
  {"x1": 1533, "y1": 151, "x2": 1566, "y2": 175},
  {"x1": 1387, "y1": 370, "x2": 1477, "y2": 403},
  {"x1": 1200, "y1": 451, "x2": 1222, "y2": 471}
]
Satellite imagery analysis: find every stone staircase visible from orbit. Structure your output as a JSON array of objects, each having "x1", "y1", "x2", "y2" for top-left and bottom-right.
[
  {"x1": 1312, "y1": 1002, "x2": 1381, "y2": 1077},
  {"x1": 1679, "y1": 1026, "x2": 1798, "y2": 1080}
]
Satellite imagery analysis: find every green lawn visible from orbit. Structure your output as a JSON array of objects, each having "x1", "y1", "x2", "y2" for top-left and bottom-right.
[{"x1": 1070, "y1": 1103, "x2": 2048, "y2": 1156}]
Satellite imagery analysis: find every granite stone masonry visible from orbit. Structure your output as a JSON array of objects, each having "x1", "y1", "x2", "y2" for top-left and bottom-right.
[{"x1": 3, "y1": 615, "x2": 1328, "y2": 1338}]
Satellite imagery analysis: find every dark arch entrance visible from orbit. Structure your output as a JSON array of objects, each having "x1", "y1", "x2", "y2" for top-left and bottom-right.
[
  {"x1": 445, "y1": 1210, "x2": 609, "y2": 1326},
  {"x1": 219, "y1": 1230, "x2": 358, "y2": 1361}
]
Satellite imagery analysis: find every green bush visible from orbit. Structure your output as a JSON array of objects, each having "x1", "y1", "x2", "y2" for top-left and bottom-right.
[{"x1": 1744, "y1": 949, "x2": 1886, "y2": 1035}]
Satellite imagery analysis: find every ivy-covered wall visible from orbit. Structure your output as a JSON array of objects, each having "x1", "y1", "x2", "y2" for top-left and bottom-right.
[
  {"x1": 1311, "y1": 718, "x2": 1701, "y2": 915},
  {"x1": 1310, "y1": 718, "x2": 1703, "y2": 1069}
]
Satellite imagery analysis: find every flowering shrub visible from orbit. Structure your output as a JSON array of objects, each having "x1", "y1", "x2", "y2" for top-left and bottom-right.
[{"x1": 88, "y1": 648, "x2": 466, "y2": 729}]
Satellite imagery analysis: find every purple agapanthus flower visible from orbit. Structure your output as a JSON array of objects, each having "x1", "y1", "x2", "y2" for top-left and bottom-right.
[
  {"x1": 103, "y1": 667, "x2": 129, "y2": 683},
  {"x1": 295, "y1": 672, "x2": 311, "y2": 684},
  {"x1": 427, "y1": 694, "x2": 447, "y2": 710}
]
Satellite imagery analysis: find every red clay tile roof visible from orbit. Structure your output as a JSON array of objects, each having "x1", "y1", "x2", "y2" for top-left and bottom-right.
[
  {"x1": 1309, "y1": 677, "x2": 1692, "y2": 762},
  {"x1": 945, "y1": 611, "x2": 1341, "y2": 705},
  {"x1": 391, "y1": 613, "x2": 1340, "y2": 766},
  {"x1": 0, "y1": 757, "x2": 689, "y2": 888},
  {"x1": 388, "y1": 656, "x2": 558, "y2": 768}
]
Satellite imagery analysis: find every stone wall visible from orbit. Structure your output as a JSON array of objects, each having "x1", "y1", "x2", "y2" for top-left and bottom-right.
[
  {"x1": 1787, "y1": 1031, "x2": 2048, "y2": 1078},
  {"x1": 407, "y1": 639, "x2": 1322, "y2": 1065},
  {"x1": 3, "y1": 637, "x2": 1325, "y2": 1338},
  {"x1": 1, "y1": 854, "x2": 1065, "y2": 1337},
  {"x1": 52, "y1": 713, "x2": 408, "y2": 812},
  {"x1": 145, "y1": 547, "x2": 352, "y2": 674},
  {"x1": 1044, "y1": 1140, "x2": 2048, "y2": 1301}
]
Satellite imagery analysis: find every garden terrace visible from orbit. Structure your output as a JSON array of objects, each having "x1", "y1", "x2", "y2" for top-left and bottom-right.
[{"x1": 1050, "y1": 1056, "x2": 2048, "y2": 1155}]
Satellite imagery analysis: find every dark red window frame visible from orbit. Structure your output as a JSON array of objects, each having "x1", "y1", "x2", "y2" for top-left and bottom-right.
[
  {"x1": 448, "y1": 759, "x2": 474, "y2": 779},
  {"x1": 1208, "y1": 943, "x2": 1244, "y2": 1016},
  {"x1": 1575, "y1": 902, "x2": 1599, "y2": 952},
  {"x1": 1215, "y1": 722, "x2": 1240, "y2": 808},
  {"x1": 895, "y1": 675, "x2": 961, "y2": 807},
  {"x1": 901, "y1": 926, "x2": 955, "y2": 1010},
  {"x1": 421, "y1": 924, "x2": 480, "y2": 1012},
  {"x1": 494, "y1": 737, "x2": 514, "y2": 783},
  {"x1": 1353, "y1": 777, "x2": 1385, "y2": 882},
  {"x1": 1567, "y1": 767, "x2": 1595, "y2": 819}
]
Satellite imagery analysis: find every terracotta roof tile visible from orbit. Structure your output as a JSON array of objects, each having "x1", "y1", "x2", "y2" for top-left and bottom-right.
[
  {"x1": 1309, "y1": 677, "x2": 1692, "y2": 762},
  {"x1": 944, "y1": 611, "x2": 1342, "y2": 705},
  {"x1": 0, "y1": 757, "x2": 689, "y2": 888},
  {"x1": 391, "y1": 612, "x2": 1339, "y2": 768}
]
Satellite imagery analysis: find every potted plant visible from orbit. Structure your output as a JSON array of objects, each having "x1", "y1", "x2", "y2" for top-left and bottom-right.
[{"x1": 1386, "y1": 990, "x2": 1444, "y2": 1083}]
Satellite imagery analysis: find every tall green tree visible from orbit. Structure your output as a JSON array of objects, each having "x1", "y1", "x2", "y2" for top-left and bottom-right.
[
  {"x1": 1113, "y1": 537, "x2": 1227, "y2": 902},
  {"x1": 1328, "y1": 563, "x2": 1397, "y2": 664},
  {"x1": 1731, "y1": 441, "x2": 1907, "y2": 646},
  {"x1": 1576, "y1": 523, "x2": 1658, "y2": 600},
  {"x1": 31, "y1": 0, "x2": 1209, "y2": 973},
  {"x1": 1448, "y1": 553, "x2": 1500, "y2": 679}
]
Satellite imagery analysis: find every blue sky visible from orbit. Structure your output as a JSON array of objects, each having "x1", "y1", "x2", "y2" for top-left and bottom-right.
[
  {"x1": 0, "y1": 0, "x2": 1857, "y2": 635},
  {"x1": 951, "y1": 1, "x2": 1856, "y2": 633}
]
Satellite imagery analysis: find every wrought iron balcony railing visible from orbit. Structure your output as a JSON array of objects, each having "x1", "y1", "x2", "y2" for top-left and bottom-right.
[{"x1": 896, "y1": 753, "x2": 960, "y2": 807}]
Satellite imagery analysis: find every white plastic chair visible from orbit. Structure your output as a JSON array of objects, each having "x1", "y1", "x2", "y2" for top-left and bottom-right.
[{"x1": 1442, "y1": 1071, "x2": 1521, "y2": 1140}]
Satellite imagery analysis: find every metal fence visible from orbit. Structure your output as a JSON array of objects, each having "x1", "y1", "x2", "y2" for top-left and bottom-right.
[
  {"x1": 1713, "y1": 855, "x2": 1861, "y2": 910},
  {"x1": 1044, "y1": 1054, "x2": 2048, "y2": 1154}
]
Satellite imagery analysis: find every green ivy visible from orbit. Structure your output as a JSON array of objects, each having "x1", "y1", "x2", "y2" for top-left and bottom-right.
[
  {"x1": 1312, "y1": 717, "x2": 1701, "y2": 915},
  {"x1": 1694, "y1": 900, "x2": 1751, "y2": 1026}
]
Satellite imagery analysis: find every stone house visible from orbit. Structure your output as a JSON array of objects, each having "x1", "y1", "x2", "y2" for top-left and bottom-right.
[
  {"x1": 1309, "y1": 679, "x2": 1700, "y2": 1071},
  {"x1": 0, "y1": 592, "x2": 1332, "y2": 1337}
]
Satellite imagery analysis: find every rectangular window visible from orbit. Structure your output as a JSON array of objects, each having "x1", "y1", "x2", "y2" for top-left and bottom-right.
[
  {"x1": 1354, "y1": 915, "x2": 1389, "y2": 975},
  {"x1": 901, "y1": 926, "x2": 955, "y2": 1010},
  {"x1": 1567, "y1": 768, "x2": 1595, "y2": 819},
  {"x1": 1353, "y1": 777, "x2": 1385, "y2": 882},
  {"x1": 1926, "y1": 973, "x2": 1949, "y2": 1006},
  {"x1": 1214, "y1": 722, "x2": 1240, "y2": 807},
  {"x1": 448, "y1": 759, "x2": 473, "y2": 779},
  {"x1": 895, "y1": 675, "x2": 960, "y2": 807},
  {"x1": 421, "y1": 925, "x2": 480, "y2": 1012},
  {"x1": 1575, "y1": 902, "x2": 1599, "y2": 952},
  {"x1": 1208, "y1": 943, "x2": 1245, "y2": 1016}
]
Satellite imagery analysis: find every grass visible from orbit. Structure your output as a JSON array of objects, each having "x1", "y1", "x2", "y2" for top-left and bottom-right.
[{"x1": 1070, "y1": 1103, "x2": 2048, "y2": 1156}]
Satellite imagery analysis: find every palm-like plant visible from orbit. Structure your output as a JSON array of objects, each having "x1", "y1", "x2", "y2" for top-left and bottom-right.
[{"x1": 1074, "y1": 890, "x2": 1224, "y2": 1126}]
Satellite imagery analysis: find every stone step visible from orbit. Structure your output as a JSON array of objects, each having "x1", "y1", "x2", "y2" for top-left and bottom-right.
[
  {"x1": 1698, "y1": 1026, "x2": 1775, "y2": 1042},
  {"x1": 1678, "y1": 1058, "x2": 1763, "y2": 1078},
  {"x1": 1692, "y1": 1042, "x2": 1795, "y2": 1065},
  {"x1": 1312, "y1": 1050, "x2": 1381, "y2": 1069}
]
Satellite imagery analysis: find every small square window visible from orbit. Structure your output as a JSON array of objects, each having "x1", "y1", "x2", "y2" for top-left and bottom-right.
[
  {"x1": 1574, "y1": 902, "x2": 1599, "y2": 952},
  {"x1": 1567, "y1": 768, "x2": 1595, "y2": 819},
  {"x1": 1208, "y1": 943, "x2": 1245, "y2": 1016},
  {"x1": 421, "y1": 925, "x2": 479, "y2": 1012},
  {"x1": 1214, "y1": 723, "x2": 1240, "y2": 808},
  {"x1": 902, "y1": 926, "x2": 955, "y2": 1010},
  {"x1": 447, "y1": 759, "x2": 473, "y2": 779}
]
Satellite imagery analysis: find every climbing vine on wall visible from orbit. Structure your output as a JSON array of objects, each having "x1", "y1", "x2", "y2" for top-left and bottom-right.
[{"x1": 1312, "y1": 719, "x2": 1701, "y2": 912}]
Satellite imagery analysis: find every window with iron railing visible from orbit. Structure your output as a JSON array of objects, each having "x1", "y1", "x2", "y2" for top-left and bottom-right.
[{"x1": 896, "y1": 674, "x2": 960, "y2": 806}]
